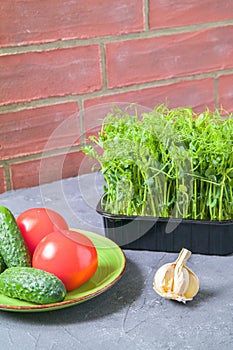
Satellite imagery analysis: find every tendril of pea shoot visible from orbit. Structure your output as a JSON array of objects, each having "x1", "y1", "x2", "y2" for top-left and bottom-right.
[{"x1": 83, "y1": 104, "x2": 233, "y2": 221}]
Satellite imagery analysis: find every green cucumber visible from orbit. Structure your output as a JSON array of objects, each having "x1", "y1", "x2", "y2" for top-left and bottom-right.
[
  {"x1": 0, "y1": 267, "x2": 66, "y2": 304},
  {"x1": 0, "y1": 254, "x2": 6, "y2": 273},
  {"x1": 0, "y1": 206, "x2": 31, "y2": 267}
]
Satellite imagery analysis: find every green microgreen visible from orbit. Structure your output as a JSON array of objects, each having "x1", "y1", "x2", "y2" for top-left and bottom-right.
[{"x1": 83, "y1": 104, "x2": 233, "y2": 221}]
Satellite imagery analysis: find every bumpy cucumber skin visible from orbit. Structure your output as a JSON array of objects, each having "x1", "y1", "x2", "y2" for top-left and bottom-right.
[
  {"x1": 0, "y1": 267, "x2": 66, "y2": 304},
  {"x1": 0, "y1": 206, "x2": 31, "y2": 267}
]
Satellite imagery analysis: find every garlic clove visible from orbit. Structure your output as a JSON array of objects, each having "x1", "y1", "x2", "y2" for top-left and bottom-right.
[
  {"x1": 173, "y1": 266, "x2": 189, "y2": 296},
  {"x1": 183, "y1": 266, "x2": 199, "y2": 299},
  {"x1": 154, "y1": 263, "x2": 175, "y2": 294},
  {"x1": 153, "y1": 248, "x2": 199, "y2": 303}
]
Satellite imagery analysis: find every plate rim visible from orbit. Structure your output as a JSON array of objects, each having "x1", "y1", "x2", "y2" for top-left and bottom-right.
[{"x1": 0, "y1": 229, "x2": 126, "y2": 312}]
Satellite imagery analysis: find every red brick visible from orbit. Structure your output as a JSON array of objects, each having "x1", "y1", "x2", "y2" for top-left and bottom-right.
[
  {"x1": 0, "y1": 166, "x2": 7, "y2": 193},
  {"x1": 0, "y1": 0, "x2": 143, "y2": 47},
  {"x1": 10, "y1": 150, "x2": 88, "y2": 190},
  {"x1": 84, "y1": 78, "x2": 215, "y2": 110},
  {"x1": 218, "y1": 74, "x2": 233, "y2": 112},
  {"x1": 0, "y1": 103, "x2": 80, "y2": 160},
  {"x1": 83, "y1": 78, "x2": 215, "y2": 136},
  {"x1": 106, "y1": 26, "x2": 233, "y2": 88},
  {"x1": 149, "y1": 0, "x2": 233, "y2": 29},
  {"x1": 82, "y1": 102, "x2": 150, "y2": 139},
  {"x1": 0, "y1": 46, "x2": 102, "y2": 106}
]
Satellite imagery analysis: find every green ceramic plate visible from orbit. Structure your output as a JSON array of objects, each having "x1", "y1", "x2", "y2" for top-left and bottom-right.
[{"x1": 0, "y1": 229, "x2": 126, "y2": 312}]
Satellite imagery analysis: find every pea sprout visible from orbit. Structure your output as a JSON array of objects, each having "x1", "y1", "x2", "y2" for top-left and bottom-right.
[{"x1": 83, "y1": 104, "x2": 233, "y2": 221}]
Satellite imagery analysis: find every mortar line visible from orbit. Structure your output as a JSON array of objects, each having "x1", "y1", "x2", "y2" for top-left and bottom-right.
[
  {"x1": 100, "y1": 43, "x2": 107, "y2": 91},
  {"x1": 143, "y1": 0, "x2": 150, "y2": 31},
  {"x1": 1, "y1": 20, "x2": 233, "y2": 56},
  {"x1": 1, "y1": 68, "x2": 233, "y2": 114},
  {"x1": 2, "y1": 162, "x2": 12, "y2": 191},
  {"x1": 0, "y1": 95, "x2": 90, "y2": 114},
  {"x1": 214, "y1": 76, "x2": 219, "y2": 110},
  {"x1": 78, "y1": 99, "x2": 85, "y2": 144},
  {"x1": 0, "y1": 144, "x2": 84, "y2": 167}
]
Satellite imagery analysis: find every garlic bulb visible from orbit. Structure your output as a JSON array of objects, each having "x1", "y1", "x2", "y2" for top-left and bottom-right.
[{"x1": 153, "y1": 248, "x2": 199, "y2": 303}]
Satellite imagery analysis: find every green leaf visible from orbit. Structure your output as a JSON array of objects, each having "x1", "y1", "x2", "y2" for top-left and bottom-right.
[
  {"x1": 179, "y1": 184, "x2": 187, "y2": 192},
  {"x1": 144, "y1": 178, "x2": 154, "y2": 187},
  {"x1": 205, "y1": 167, "x2": 215, "y2": 177},
  {"x1": 83, "y1": 103, "x2": 233, "y2": 219}
]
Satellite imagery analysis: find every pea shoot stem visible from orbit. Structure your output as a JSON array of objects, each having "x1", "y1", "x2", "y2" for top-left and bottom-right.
[{"x1": 83, "y1": 105, "x2": 233, "y2": 221}]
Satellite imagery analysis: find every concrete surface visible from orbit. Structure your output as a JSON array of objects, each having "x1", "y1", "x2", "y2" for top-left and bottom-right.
[{"x1": 0, "y1": 173, "x2": 233, "y2": 350}]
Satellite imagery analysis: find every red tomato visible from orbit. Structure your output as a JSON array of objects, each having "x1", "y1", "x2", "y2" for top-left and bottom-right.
[
  {"x1": 17, "y1": 208, "x2": 68, "y2": 256},
  {"x1": 32, "y1": 230, "x2": 98, "y2": 291}
]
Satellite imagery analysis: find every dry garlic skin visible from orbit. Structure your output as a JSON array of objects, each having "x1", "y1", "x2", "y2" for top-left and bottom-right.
[
  {"x1": 183, "y1": 267, "x2": 199, "y2": 299},
  {"x1": 154, "y1": 263, "x2": 175, "y2": 294},
  {"x1": 173, "y1": 265, "x2": 190, "y2": 296},
  {"x1": 153, "y1": 248, "x2": 199, "y2": 303}
]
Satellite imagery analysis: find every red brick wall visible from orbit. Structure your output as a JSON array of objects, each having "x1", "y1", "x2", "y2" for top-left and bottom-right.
[{"x1": 1, "y1": 0, "x2": 233, "y2": 192}]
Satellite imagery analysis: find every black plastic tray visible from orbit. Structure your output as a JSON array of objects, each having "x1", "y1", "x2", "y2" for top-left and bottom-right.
[{"x1": 96, "y1": 201, "x2": 233, "y2": 255}]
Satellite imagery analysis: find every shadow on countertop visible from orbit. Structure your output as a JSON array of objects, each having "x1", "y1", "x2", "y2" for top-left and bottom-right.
[{"x1": 1, "y1": 258, "x2": 144, "y2": 325}]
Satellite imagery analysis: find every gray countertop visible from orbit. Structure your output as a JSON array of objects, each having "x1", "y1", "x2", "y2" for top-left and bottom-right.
[{"x1": 0, "y1": 173, "x2": 232, "y2": 350}]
